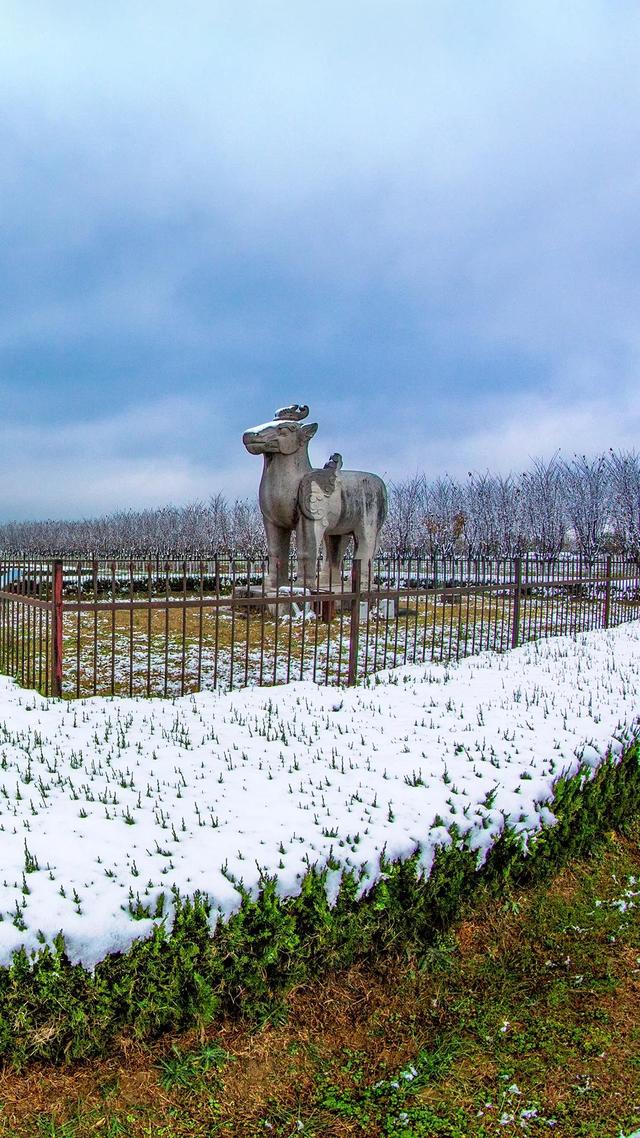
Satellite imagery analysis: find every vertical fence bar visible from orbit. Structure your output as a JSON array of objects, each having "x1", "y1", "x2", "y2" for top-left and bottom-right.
[
  {"x1": 327, "y1": 561, "x2": 336, "y2": 684},
  {"x1": 519, "y1": 554, "x2": 528, "y2": 643},
  {"x1": 270, "y1": 559, "x2": 278, "y2": 688},
  {"x1": 244, "y1": 558, "x2": 252, "y2": 687},
  {"x1": 128, "y1": 559, "x2": 135, "y2": 697},
  {"x1": 43, "y1": 565, "x2": 51, "y2": 696},
  {"x1": 258, "y1": 558, "x2": 266, "y2": 686},
  {"x1": 163, "y1": 560, "x2": 170, "y2": 698},
  {"x1": 363, "y1": 559, "x2": 373, "y2": 675},
  {"x1": 522, "y1": 555, "x2": 530, "y2": 643},
  {"x1": 284, "y1": 558, "x2": 293, "y2": 685},
  {"x1": 92, "y1": 557, "x2": 99, "y2": 696},
  {"x1": 75, "y1": 560, "x2": 82, "y2": 697},
  {"x1": 145, "y1": 560, "x2": 153, "y2": 696},
  {"x1": 562, "y1": 558, "x2": 570, "y2": 637},
  {"x1": 461, "y1": 564, "x2": 471, "y2": 660},
  {"x1": 603, "y1": 554, "x2": 612, "y2": 629},
  {"x1": 401, "y1": 555, "x2": 410, "y2": 664},
  {"x1": 23, "y1": 573, "x2": 30, "y2": 688},
  {"x1": 511, "y1": 556, "x2": 522, "y2": 649},
  {"x1": 38, "y1": 560, "x2": 45, "y2": 691},
  {"x1": 571, "y1": 556, "x2": 578, "y2": 634},
  {"x1": 51, "y1": 559, "x2": 63, "y2": 698},
  {"x1": 196, "y1": 559, "x2": 204, "y2": 692},
  {"x1": 298, "y1": 561, "x2": 308, "y2": 682},
  {"x1": 382, "y1": 557, "x2": 392, "y2": 670},
  {"x1": 180, "y1": 558, "x2": 187, "y2": 696},
  {"x1": 419, "y1": 558, "x2": 429, "y2": 665},
  {"x1": 109, "y1": 561, "x2": 116, "y2": 695},
  {"x1": 347, "y1": 559, "x2": 362, "y2": 685},
  {"x1": 332, "y1": 558, "x2": 340, "y2": 682},
  {"x1": 492, "y1": 558, "x2": 500, "y2": 653},
  {"x1": 212, "y1": 554, "x2": 220, "y2": 691},
  {"x1": 0, "y1": 556, "x2": 4, "y2": 677},
  {"x1": 453, "y1": 561, "x2": 461, "y2": 656},
  {"x1": 477, "y1": 558, "x2": 486, "y2": 654},
  {"x1": 311, "y1": 558, "x2": 321, "y2": 683},
  {"x1": 548, "y1": 558, "x2": 556, "y2": 639},
  {"x1": 10, "y1": 564, "x2": 17, "y2": 679}
]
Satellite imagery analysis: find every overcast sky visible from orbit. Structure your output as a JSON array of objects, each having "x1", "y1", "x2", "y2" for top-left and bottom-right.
[{"x1": 1, "y1": 1, "x2": 639, "y2": 519}]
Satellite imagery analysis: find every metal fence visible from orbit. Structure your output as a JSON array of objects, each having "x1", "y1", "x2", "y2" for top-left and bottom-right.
[{"x1": 0, "y1": 553, "x2": 638, "y2": 700}]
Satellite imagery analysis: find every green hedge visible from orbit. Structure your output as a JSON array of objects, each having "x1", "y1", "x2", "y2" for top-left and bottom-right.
[{"x1": 1, "y1": 742, "x2": 639, "y2": 1066}]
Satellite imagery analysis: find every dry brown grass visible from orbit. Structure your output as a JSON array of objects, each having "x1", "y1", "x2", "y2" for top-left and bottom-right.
[{"x1": 1, "y1": 830, "x2": 639, "y2": 1136}]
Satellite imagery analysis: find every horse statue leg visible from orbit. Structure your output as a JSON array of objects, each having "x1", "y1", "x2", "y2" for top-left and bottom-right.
[
  {"x1": 265, "y1": 522, "x2": 291, "y2": 590},
  {"x1": 296, "y1": 517, "x2": 324, "y2": 589},
  {"x1": 320, "y1": 533, "x2": 351, "y2": 591}
]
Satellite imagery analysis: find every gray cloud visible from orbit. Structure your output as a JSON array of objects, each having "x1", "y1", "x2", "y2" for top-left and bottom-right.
[
  {"x1": 1, "y1": 1, "x2": 639, "y2": 519},
  {"x1": 0, "y1": 396, "x2": 257, "y2": 518}
]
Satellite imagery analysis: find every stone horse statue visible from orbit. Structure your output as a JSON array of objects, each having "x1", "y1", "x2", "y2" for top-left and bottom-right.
[{"x1": 243, "y1": 404, "x2": 388, "y2": 588}]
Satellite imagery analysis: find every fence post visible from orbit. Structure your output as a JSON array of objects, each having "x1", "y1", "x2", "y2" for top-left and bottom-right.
[
  {"x1": 51, "y1": 559, "x2": 63, "y2": 698},
  {"x1": 511, "y1": 556, "x2": 522, "y2": 649},
  {"x1": 603, "y1": 554, "x2": 612, "y2": 629},
  {"x1": 347, "y1": 559, "x2": 362, "y2": 686}
]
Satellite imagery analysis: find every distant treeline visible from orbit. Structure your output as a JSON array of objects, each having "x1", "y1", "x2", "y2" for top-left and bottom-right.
[
  {"x1": 0, "y1": 451, "x2": 638, "y2": 559},
  {"x1": 384, "y1": 450, "x2": 640, "y2": 560}
]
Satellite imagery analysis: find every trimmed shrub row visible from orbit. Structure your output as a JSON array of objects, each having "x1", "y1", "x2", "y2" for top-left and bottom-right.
[{"x1": 1, "y1": 742, "x2": 639, "y2": 1066}]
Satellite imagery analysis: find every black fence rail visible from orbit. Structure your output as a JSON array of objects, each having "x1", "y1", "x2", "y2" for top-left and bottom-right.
[{"x1": 0, "y1": 553, "x2": 638, "y2": 699}]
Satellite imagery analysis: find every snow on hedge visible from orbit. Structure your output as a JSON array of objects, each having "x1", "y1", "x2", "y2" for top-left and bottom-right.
[{"x1": 0, "y1": 623, "x2": 638, "y2": 970}]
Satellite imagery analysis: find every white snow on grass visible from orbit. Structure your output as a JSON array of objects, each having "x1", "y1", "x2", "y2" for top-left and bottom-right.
[{"x1": 0, "y1": 623, "x2": 638, "y2": 971}]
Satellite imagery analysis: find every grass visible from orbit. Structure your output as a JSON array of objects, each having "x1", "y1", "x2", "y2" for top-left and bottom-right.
[{"x1": 1, "y1": 820, "x2": 639, "y2": 1137}]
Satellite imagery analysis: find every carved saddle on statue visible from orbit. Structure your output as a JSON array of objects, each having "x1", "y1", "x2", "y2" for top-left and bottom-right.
[{"x1": 298, "y1": 467, "x2": 343, "y2": 527}]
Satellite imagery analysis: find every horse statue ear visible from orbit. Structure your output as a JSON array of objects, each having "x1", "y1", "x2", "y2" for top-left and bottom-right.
[{"x1": 300, "y1": 422, "x2": 318, "y2": 443}]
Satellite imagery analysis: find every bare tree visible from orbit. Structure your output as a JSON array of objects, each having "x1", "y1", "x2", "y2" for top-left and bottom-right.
[
  {"x1": 520, "y1": 455, "x2": 567, "y2": 559},
  {"x1": 562, "y1": 454, "x2": 610, "y2": 561},
  {"x1": 423, "y1": 477, "x2": 465, "y2": 557},
  {"x1": 382, "y1": 474, "x2": 428, "y2": 553},
  {"x1": 207, "y1": 493, "x2": 232, "y2": 551},
  {"x1": 228, "y1": 498, "x2": 266, "y2": 557},
  {"x1": 493, "y1": 472, "x2": 528, "y2": 557},
  {"x1": 470, "y1": 470, "x2": 530, "y2": 558},
  {"x1": 464, "y1": 472, "x2": 499, "y2": 557},
  {"x1": 608, "y1": 449, "x2": 640, "y2": 559}
]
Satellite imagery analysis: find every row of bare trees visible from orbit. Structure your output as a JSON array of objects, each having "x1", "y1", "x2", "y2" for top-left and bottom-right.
[
  {"x1": 384, "y1": 451, "x2": 640, "y2": 559},
  {"x1": 0, "y1": 451, "x2": 638, "y2": 559},
  {"x1": 0, "y1": 494, "x2": 264, "y2": 557}
]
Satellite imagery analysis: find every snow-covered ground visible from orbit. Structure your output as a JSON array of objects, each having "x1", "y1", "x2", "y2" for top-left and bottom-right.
[{"x1": 0, "y1": 622, "x2": 638, "y2": 971}]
